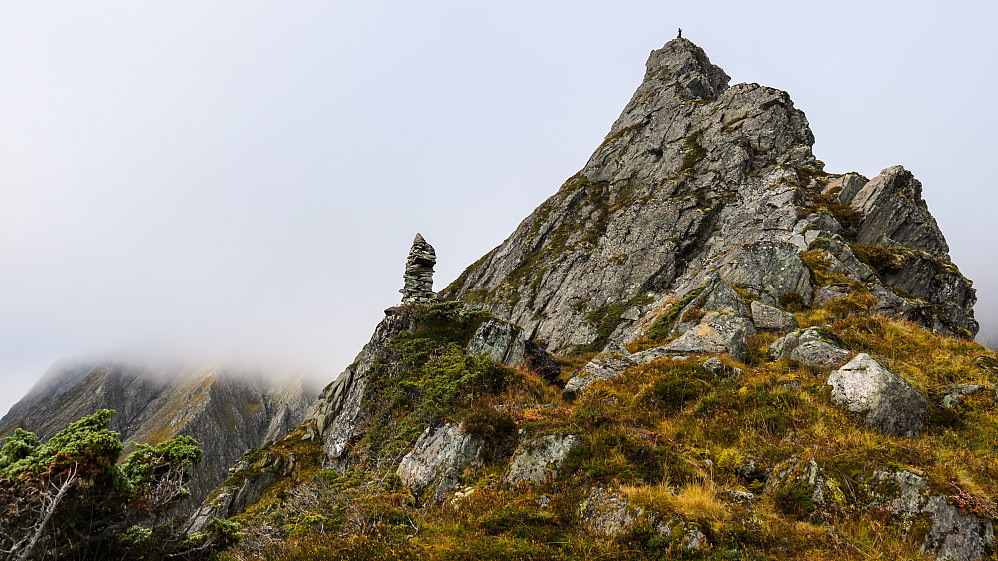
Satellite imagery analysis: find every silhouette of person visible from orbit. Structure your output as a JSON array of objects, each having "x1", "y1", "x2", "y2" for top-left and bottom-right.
[{"x1": 678, "y1": 27, "x2": 682, "y2": 39}]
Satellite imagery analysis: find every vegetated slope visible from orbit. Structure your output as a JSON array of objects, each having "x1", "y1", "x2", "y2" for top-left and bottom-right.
[
  {"x1": 0, "y1": 361, "x2": 317, "y2": 514},
  {"x1": 197, "y1": 38, "x2": 998, "y2": 561}
]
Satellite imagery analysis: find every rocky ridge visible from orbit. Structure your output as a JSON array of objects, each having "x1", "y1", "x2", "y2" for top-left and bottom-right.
[
  {"x1": 196, "y1": 38, "x2": 996, "y2": 561},
  {"x1": 442, "y1": 39, "x2": 976, "y2": 350}
]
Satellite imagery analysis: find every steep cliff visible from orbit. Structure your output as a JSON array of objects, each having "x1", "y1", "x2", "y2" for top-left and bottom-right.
[{"x1": 0, "y1": 361, "x2": 317, "y2": 513}]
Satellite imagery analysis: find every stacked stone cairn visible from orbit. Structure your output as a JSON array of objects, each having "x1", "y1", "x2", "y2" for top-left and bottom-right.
[{"x1": 400, "y1": 233, "x2": 437, "y2": 303}]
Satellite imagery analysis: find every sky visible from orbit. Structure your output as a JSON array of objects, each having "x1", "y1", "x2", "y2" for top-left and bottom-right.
[{"x1": 2, "y1": 1, "x2": 996, "y2": 417}]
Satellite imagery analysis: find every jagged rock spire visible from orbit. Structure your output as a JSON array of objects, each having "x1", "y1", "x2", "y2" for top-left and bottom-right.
[{"x1": 400, "y1": 233, "x2": 437, "y2": 303}]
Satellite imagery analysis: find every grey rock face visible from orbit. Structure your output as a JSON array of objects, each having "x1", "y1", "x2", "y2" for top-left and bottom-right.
[
  {"x1": 921, "y1": 495, "x2": 995, "y2": 561},
  {"x1": 664, "y1": 311, "x2": 755, "y2": 362},
  {"x1": 400, "y1": 233, "x2": 437, "y2": 304},
  {"x1": 863, "y1": 246, "x2": 978, "y2": 337},
  {"x1": 504, "y1": 434, "x2": 582, "y2": 486},
  {"x1": 466, "y1": 318, "x2": 526, "y2": 367},
  {"x1": 715, "y1": 241, "x2": 813, "y2": 307},
  {"x1": 397, "y1": 422, "x2": 482, "y2": 503},
  {"x1": 750, "y1": 300, "x2": 798, "y2": 331},
  {"x1": 827, "y1": 353, "x2": 928, "y2": 437},
  {"x1": 851, "y1": 166, "x2": 950, "y2": 260},
  {"x1": 863, "y1": 470, "x2": 995, "y2": 561}
]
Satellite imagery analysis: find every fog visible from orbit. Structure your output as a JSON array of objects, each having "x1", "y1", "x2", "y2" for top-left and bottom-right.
[{"x1": 2, "y1": 1, "x2": 996, "y2": 417}]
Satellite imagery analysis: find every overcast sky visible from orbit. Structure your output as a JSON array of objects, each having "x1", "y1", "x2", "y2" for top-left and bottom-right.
[{"x1": 2, "y1": 1, "x2": 996, "y2": 417}]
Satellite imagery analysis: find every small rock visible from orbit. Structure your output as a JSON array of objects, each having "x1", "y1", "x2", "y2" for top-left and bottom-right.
[
  {"x1": 701, "y1": 356, "x2": 726, "y2": 376},
  {"x1": 735, "y1": 458, "x2": 768, "y2": 485},
  {"x1": 770, "y1": 325, "x2": 839, "y2": 360},
  {"x1": 940, "y1": 384, "x2": 992, "y2": 410},
  {"x1": 504, "y1": 434, "x2": 582, "y2": 486},
  {"x1": 827, "y1": 354, "x2": 928, "y2": 437},
  {"x1": 720, "y1": 490, "x2": 756, "y2": 503},
  {"x1": 466, "y1": 318, "x2": 526, "y2": 367},
  {"x1": 750, "y1": 300, "x2": 798, "y2": 331},
  {"x1": 813, "y1": 286, "x2": 850, "y2": 306},
  {"x1": 664, "y1": 311, "x2": 755, "y2": 362},
  {"x1": 397, "y1": 422, "x2": 482, "y2": 503},
  {"x1": 789, "y1": 340, "x2": 851, "y2": 370},
  {"x1": 524, "y1": 341, "x2": 562, "y2": 387}
]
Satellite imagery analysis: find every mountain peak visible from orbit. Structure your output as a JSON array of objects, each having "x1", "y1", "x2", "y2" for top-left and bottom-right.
[
  {"x1": 443, "y1": 38, "x2": 976, "y2": 349},
  {"x1": 644, "y1": 38, "x2": 731, "y2": 101}
]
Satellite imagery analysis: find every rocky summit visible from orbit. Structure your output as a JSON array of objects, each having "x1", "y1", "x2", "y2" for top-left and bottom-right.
[
  {"x1": 442, "y1": 38, "x2": 977, "y2": 351},
  {"x1": 10, "y1": 37, "x2": 996, "y2": 561}
]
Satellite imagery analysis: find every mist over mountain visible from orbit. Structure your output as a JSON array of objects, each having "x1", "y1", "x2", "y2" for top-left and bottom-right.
[{"x1": 0, "y1": 360, "x2": 318, "y2": 513}]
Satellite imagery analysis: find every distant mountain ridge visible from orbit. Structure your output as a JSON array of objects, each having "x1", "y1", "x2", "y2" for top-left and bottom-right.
[{"x1": 0, "y1": 360, "x2": 318, "y2": 513}]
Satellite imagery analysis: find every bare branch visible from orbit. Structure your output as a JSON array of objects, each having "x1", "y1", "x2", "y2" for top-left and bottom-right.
[{"x1": 5, "y1": 463, "x2": 78, "y2": 561}]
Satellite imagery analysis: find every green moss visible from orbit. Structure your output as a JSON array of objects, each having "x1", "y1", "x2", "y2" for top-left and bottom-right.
[
  {"x1": 355, "y1": 302, "x2": 518, "y2": 466},
  {"x1": 721, "y1": 114, "x2": 748, "y2": 133},
  {"x1": 678, "y1": 128, "x2": 706, "y2": 178}
]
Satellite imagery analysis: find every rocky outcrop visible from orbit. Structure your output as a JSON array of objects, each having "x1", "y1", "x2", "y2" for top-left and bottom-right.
[
  {"x1": 397, "y1": 422, "x2": 482, "y2": 504},
  {"x1": 750, "y1": 300, "x2": 798, "y2": 331},
  {"x1": 304, "y1": 308, "x2": 418, "y2": 470},
  {"x1": 764, "y1": 458, "x2": 846, "y2": 521},
  {"x1": 848, "y1": 166, "x2": 950, "y2": 260},
  {"x1": 764, "y1": 460, "x2": 996, "y2": 560},
  {"x1": 579, "y1": 487, "x2": 708, "y2": 551},
  {"x1": 827, "y1": 353, "x2": 928, "y2": 437},
  {"x1": 466, "y1": 319, "x2": 526, "y2": 367},
  {"x1": 442, "y1": 38, "x2": 817, "y2": 352},
  {"x1": 861, "y1": 470, "x2": 995, "y2": 561},
  {"x1": 563, "y1": 344, "x2": 637, "y2": 400},
  {"x1": 442, "y1": 37, "x2": 977, "y2": 352},
  {"x1": 400, "y1": 233, "x2": 437, "y2": 304},
  {"x1": 663, "y1": 311, "x2": 755, "y2": 361},
  {"x1": 939, "y1": 384, "x2": 993, "y2": 410},
  {"x1": 0, "y1": 362, "x2": 316, "y2": 515},
  {"x1": 504, "y1": 434, "x2": 581, "y2": 486}
]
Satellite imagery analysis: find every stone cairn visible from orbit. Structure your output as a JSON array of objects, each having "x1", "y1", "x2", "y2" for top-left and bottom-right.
[{"x1": 400, "y1": 233, "x2": 437, "y2": 303}]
